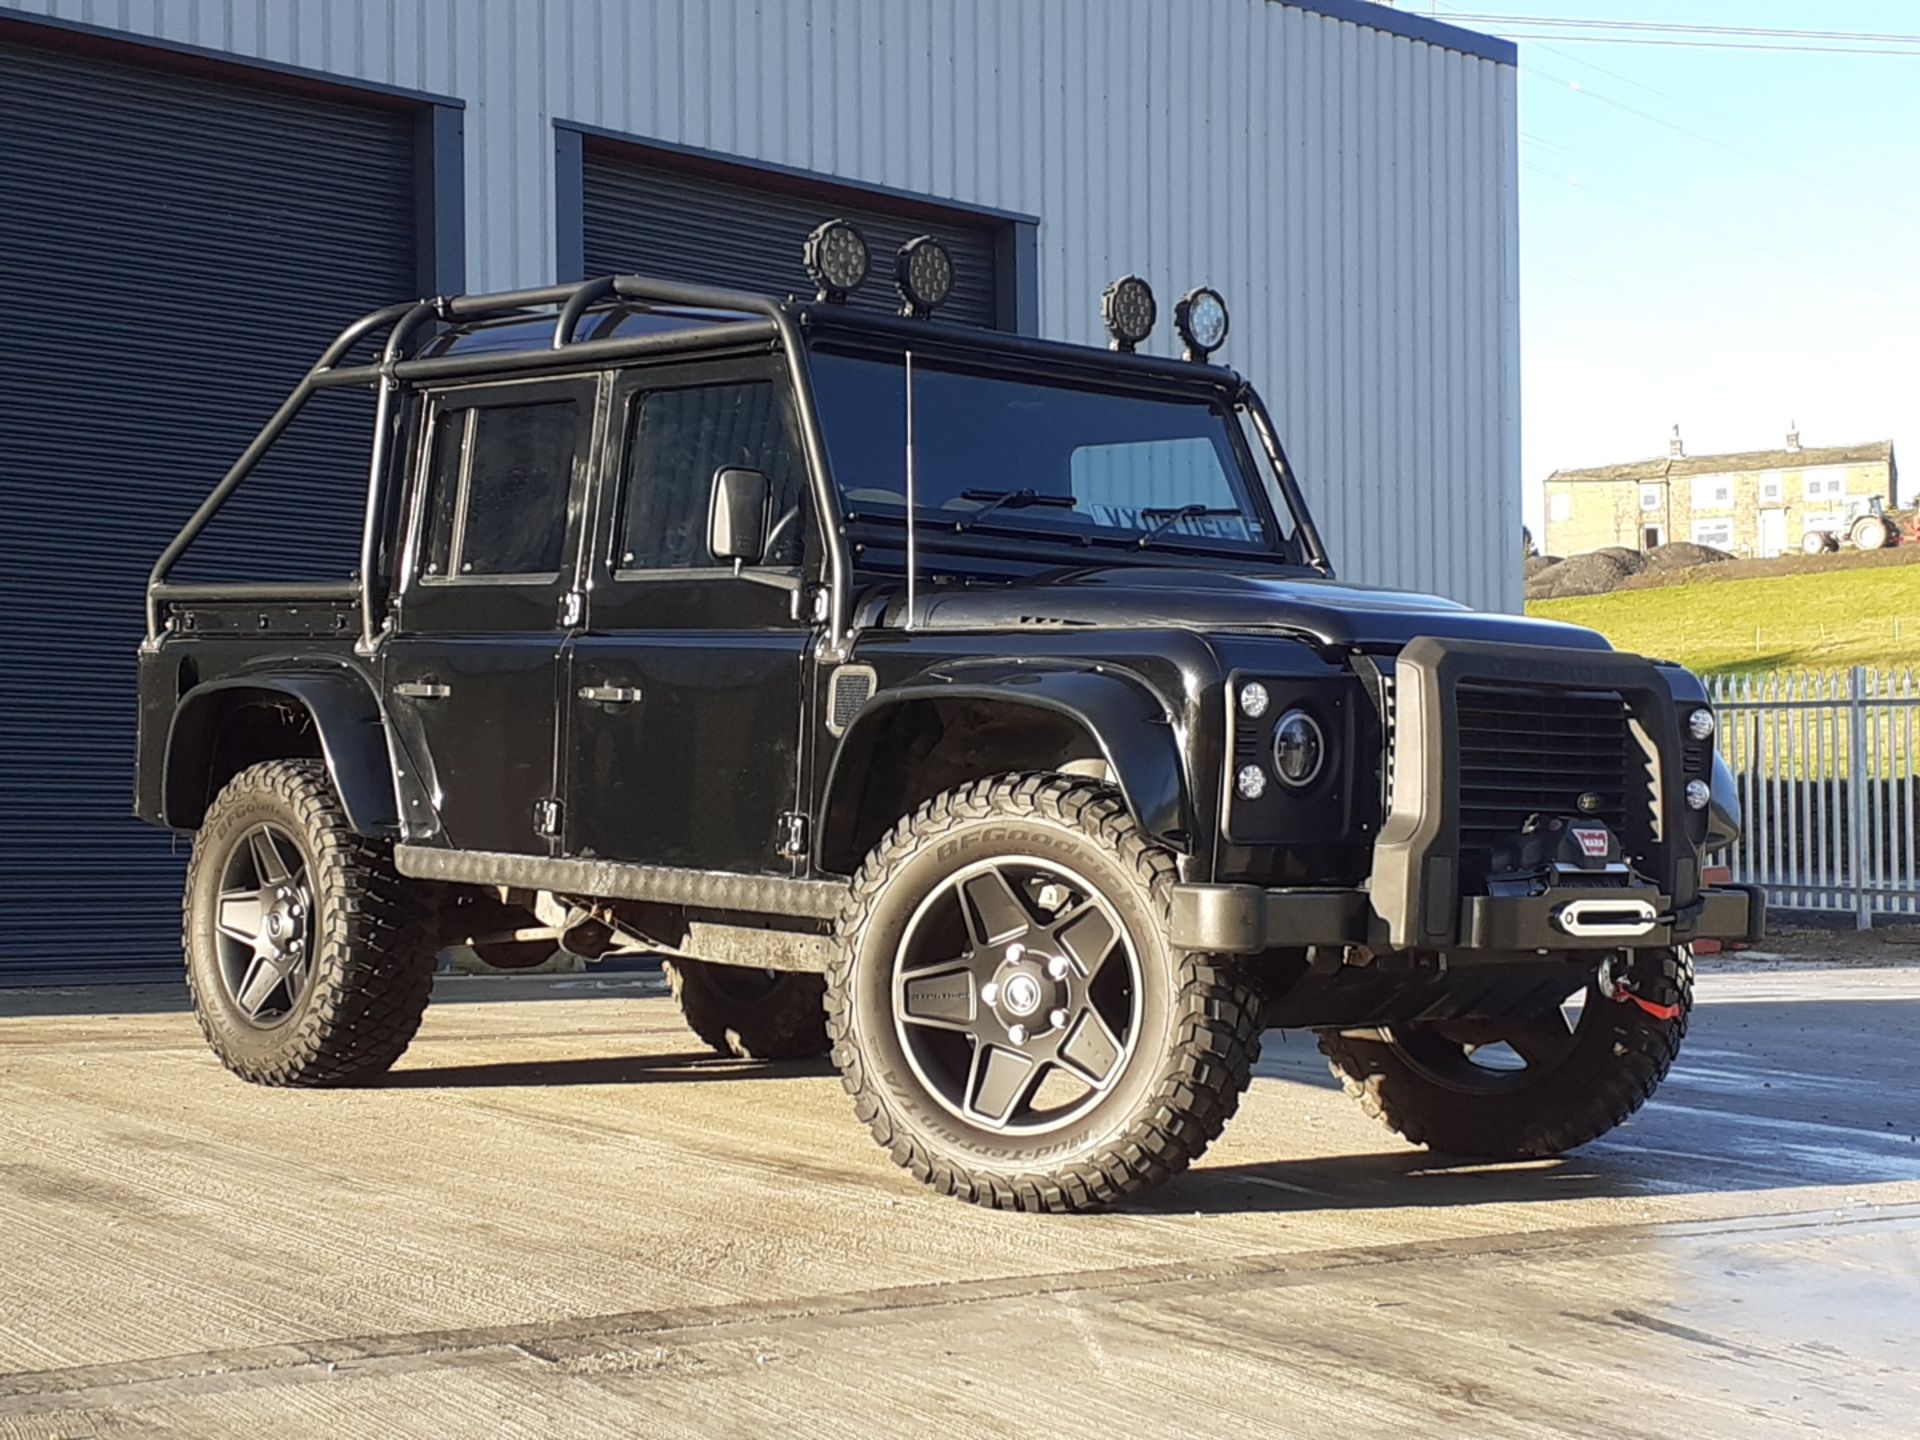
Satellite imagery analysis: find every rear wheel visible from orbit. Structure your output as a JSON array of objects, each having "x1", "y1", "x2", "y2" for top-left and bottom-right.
[
  {"x1": 1852, "y1": 514, "x2": 1892, "y2": 551},
  {"x1": 827, "y1": 775, "x2": 1262, "y2": 1212},
  {"x1": 1319, "y1": 949, "x2": 1691, "y2": 1159},
  {"x1": 184, "y1": 760, "x2": 436, "y2": 1086},
  {"x1": 666, "y1": 959, "x2": 829, "y2": 1060},
  {"x1": 1803, "y1": 529, "x2": 1837, "y2": 554}
]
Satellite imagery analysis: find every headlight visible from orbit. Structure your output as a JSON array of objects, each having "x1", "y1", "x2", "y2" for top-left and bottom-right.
[
  {"x1": 1236, "y1": 764, "x2": 1268, "y2": 800},
  {"x1": 1271, "y1": 710, "x2": 1325, "y2": 788},
  {"x1": 1238, "y1": 681, "x2": 1270, "y2": 719},
  {"x1": 1685, "y1": 779, "x2": 1711, "y2": 811},
  {"x1": 1688, "y1": 708, "x2": 1715, "y2": 741}
]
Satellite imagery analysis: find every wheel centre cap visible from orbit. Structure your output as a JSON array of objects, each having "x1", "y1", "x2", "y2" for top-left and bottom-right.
[{"x1": 1001, "y1": 972, "x2": 1044, "y2": 1017}]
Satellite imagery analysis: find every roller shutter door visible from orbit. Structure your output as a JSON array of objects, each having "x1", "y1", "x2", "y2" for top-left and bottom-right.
[
  {"x1": 581, "y1": 148, "x2": 1003, "y2": 329},
  {"x1": 0, "y1": 37, "x2": 420, "y2": 977}
]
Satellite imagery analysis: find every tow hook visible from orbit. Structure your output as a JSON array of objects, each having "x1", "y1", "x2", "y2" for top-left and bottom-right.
[{"x1": 1596, "y1": 954, "x2": 1683, "y2": 1022}]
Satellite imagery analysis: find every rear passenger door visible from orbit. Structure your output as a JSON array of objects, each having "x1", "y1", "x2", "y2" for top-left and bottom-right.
[
  {"x1": 385, "y1": 377, "x2": 600, "y2": 855},
  {"x1": 564, "y1": 359, "x2": 815, "y2": 873}
]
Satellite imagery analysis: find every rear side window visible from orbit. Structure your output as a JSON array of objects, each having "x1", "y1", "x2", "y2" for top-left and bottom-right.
[
  {"x1": 420, "y1": 398, "x2": 580, "y2": 579},
  {"x1": 617, "y1": 380, "x2": 803, "y2": 571}
]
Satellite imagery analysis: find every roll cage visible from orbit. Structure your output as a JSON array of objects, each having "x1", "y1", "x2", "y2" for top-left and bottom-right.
[{"x1": 143, "y1": 273, "x2": 1333, "y2": 659}]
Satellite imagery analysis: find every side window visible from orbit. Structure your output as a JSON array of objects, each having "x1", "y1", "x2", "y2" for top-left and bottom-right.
[
  {"x1": 617, "y1": 380, "x2": 803, "y2": 571},
  {"x1": 420, "y1": 398, "x2": 580, "y2": 579}
]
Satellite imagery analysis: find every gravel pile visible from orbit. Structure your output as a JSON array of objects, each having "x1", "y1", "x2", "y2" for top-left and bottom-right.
[{"x1": 1525, "y1": 542, "x2": 1732, "y2": 601}]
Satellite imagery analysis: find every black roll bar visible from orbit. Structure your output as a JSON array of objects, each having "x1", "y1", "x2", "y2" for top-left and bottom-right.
[{"x1": 143, "y1": 275, "x2": 855, "y2": 657}]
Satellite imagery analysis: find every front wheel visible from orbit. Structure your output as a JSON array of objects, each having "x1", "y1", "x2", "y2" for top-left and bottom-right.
[
  {"x1": 826, "y1": 775, "x2": 1263, "y2": 1212},
  {"x1": 184, "y1": 760, "x2": 437, "y2": 1086},
  {"x1": 1319, "y1": 948, "x2": 1692, "y2": 1159}
]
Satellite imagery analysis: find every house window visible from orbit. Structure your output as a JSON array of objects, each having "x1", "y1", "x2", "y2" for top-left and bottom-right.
[
  {"x1": 1639, "y1": 485, "x2": 1663, "y2": 512},
  {"x1": 1804, "y1": 471, "x2": 1846, "y2": 499},
  {"x1": 1760, "y1": 472, "x2": 1783, "y2": 504},
  {"x1": 1691, "y1": 518, "x2": 1735, "y2": 550},
  {"x1": 1691, "y1": 475, "x2": 1733, "y2": 510},
  {"x1": 1549, "y1": 492, "x2": 1571, "y2": 523}
]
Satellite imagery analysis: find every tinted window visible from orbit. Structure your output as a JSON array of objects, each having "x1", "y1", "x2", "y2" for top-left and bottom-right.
[
  {"x1": 421, "y1": 398, "x2": 579, "y2": 578},
  {"x1": 618, "y1": 380, "x2": 803, "y2": 570},
  {"x1": 808, "y1": 352, "x2": 1280, "y2": 553}
]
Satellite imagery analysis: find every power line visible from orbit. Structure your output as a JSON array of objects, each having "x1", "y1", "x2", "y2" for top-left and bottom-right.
[
  {"x1": 1502, "y1": 36, "x2": 1920, "y2": 55},
  {"x1": 1444, "y1": 15, "x2": 1920, "y2": 44}
]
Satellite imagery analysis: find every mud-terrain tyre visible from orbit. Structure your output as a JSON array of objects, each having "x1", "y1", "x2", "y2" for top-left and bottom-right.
[
  {"x1": 827, "y1": 774, "x2": 1263, "y2": 1213},
  {"x1": 1319, "y1": 948, "x2": 1692, "y2": 1159},
  {"x1": 184, "y1": 760, "x2": 436, "y2": 1086},
  {"x1": 666, "y1": 959, "x2": 829, "y2": 1060}
]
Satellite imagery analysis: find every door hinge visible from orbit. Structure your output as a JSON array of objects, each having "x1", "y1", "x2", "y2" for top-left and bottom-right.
[
  {"x1": 559, "y1": 590, "x2": 584, "y2": 628},
  {"x1": 533, "y1": 797, "x2": 564, "y2": 838},
  {"x1": 777, "y1": 812, "x2": 810, "y2": 860}
]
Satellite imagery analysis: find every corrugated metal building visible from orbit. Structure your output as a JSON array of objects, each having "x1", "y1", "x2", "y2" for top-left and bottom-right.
[{"x1": 0, "y1": 0, "x2": 1517, "y2": 976}]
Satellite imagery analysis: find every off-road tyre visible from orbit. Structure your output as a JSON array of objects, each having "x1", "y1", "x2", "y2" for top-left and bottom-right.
[
  {"x1": 1318, "y1": 948, "x2": 1693, "y2": 1159},
  {"x1": 826, "y1": 774, "x2": 1263, "y2": 1213},
  {"x1": 184, "y1": 760, "x2": 436, "y2": 1086},
  {"x1": 665, "y1": 959, "x2": 829, "y2": 1060}
]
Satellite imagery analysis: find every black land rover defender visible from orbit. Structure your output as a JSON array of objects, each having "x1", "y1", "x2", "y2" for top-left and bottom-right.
[{"x1": 136, "y1": 222, "x2": 1760, "y2": 1212}]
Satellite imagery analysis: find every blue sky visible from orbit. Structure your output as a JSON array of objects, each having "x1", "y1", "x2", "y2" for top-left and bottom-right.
[{"x1": 1405, "y1": 2, "x2": 1920, "y2": 534}]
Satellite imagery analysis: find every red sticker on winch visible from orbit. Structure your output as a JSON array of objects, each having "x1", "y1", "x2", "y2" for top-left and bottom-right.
[{"x1": 1572, "y1": 827, "x2": 1611, "y2": 858}]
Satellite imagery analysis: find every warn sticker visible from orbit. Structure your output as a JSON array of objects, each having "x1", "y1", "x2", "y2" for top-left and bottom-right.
[{"x1": 1571, "y1": 826, "x2": 1612, "y2": 859}]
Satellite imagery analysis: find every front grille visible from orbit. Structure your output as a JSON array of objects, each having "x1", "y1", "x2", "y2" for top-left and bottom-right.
[{"x1": 1455, "y1": 683, "x2": 1634, "y2": 871}]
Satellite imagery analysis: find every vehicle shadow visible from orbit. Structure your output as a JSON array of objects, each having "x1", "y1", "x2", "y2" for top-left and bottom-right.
[{"x1": 372, "y1": 1051, "x2": 837, "y2": 1089}]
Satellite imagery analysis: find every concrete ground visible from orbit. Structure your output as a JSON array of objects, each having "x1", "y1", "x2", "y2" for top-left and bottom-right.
[{"x1": 3, "y1": 955, "x2": 1918, "y2": 1438}]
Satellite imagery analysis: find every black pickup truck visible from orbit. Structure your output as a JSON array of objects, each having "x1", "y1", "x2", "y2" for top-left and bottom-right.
[{"x1": 136, "y1": 221, "x2": 1760, "y2": 1212}]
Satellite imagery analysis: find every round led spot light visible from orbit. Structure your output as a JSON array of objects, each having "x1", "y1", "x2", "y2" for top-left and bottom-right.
[
  {"x1": 1685, "y1": 778, "x2": 1711, "y2": 811},
  {"x1": 1688, "y1": 707, "x2": 1716, "y2": 741},
  {"x1": 1175, "y1": 286, "x2": 1230, "y2": 361},
  {"x1": 1102, "y1": 274, "x2": 1157, "y2": 352},
  {"x1": 1272, "y1": 709, "x2": 1325, "y2": 788},
  {"x1": 1236, "y1": 764, "x2": 1268, "y2": 801},
  {"x1": 896, "y1": 235, "x2": 956, "y2": 318},
  {"x1": 1238, "y1": 681, "x2": 1270, "y2": 720},
  {"x1": 803, "y1": 218, "x2": 871, "y2": 302}
]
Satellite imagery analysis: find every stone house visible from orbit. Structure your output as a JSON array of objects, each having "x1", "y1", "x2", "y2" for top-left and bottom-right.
[{"x1": 1542, "y1": 429, "x2": 1899, "y2": 559}]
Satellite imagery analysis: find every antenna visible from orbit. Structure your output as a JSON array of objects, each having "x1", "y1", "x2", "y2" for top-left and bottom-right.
[{"x1": 904, "y1": 349, "x2": 918, "y2": 631}]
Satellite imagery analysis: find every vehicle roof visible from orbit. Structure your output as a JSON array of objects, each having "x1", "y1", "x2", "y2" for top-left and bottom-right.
[{"x1": 419, "y1": 293, "x2": 1245, "y2": 394}]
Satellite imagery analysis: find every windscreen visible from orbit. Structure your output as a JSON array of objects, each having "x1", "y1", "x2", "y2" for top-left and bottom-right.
[{"x1": 807, "y1": 350, "x2": 1292, "y2": 556}]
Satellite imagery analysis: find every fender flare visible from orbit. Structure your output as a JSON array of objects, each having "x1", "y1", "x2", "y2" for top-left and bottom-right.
[
  {"x1": 164, "y1": 669, "x2": 400, "y2": 835},
  {"x1": 820, "y1": 660, "x2": 1192, "y2": 860}
]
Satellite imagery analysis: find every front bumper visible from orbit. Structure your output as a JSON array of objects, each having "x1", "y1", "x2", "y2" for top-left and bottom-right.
[{"x1": 1169, "y1": 881, "x2": 1765, "y2": 956}]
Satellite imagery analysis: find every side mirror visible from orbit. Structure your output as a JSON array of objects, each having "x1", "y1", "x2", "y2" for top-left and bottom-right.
[{"x1": 708, "y1": 466, "x2": 770, "y2": 566}]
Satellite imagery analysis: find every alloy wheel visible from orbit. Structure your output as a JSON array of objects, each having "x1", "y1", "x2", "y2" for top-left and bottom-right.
[
  {"x1": 891, "y1": 856, "x2": 1142, "y2": 1134},
  {"x1": 212, "y1": 822, "x2": 315, "y2": 1027}
]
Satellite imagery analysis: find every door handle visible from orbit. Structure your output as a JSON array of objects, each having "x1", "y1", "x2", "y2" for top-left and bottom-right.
[
  {"x1": 394, "y1": 681, "x2": 451, "y2": 700},
  {"x1": 577, "y1": 684, "x2": 642, "y2": 704}
]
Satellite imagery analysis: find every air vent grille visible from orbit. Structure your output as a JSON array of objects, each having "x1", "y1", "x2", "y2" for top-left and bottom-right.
[{"x1": 827, "y1": 665, "x2": 877, "y2": 735}]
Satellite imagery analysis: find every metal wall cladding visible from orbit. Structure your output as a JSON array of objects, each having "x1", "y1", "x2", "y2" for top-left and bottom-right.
[
  {"x1": 0, "y1": 38, "x2": 418, "y2": 974},
  {"x1": 582, "y1": 151, "x2": 1002, "y2": 327},
  {"x1": 9, "y1": 0, "x2": 1519, "y2": 614}
]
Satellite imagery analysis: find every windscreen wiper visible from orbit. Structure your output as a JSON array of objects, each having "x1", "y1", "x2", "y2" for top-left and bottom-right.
[
  {"x1": 952, "y1": 487, "x2": 1079, "y2": 533},
  {"x1": 1136, "y1": 504, "x2": 1243, "y2": 549}
]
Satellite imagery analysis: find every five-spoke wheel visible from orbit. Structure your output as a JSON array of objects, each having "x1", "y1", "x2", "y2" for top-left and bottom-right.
[
  {"x1": 893, "y1": 857, "x2": 1140, "y2": 1133},
  {"x1": 212, "y1": 823, "x2": 315, "y2": 1027}
]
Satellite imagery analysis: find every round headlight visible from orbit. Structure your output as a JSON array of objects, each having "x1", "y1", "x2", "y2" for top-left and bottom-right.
[
  {"x1": 1238, "y1": 681, "x2": 1270, "y2": 720},
  {"x1": 1175, "y1": 286, "x2": 1230, "y2": 360},
  {"x1": 803, "y1": 218, "x2": 871, "y2": 301},
  {"x1": 1101, "y1": 274, "x2": 1157, "y2": 352},
  {"x1": 896, "y1": 235, "x2": 955, "y2": 318},
  {"x1": 1685, "y1": 778, "x2": 1711, "y2": 811},
  {"x1": 1236, "y1": 764, "x2": 1268, "y2": 801},
  {"x1": 1688, "y1": 708, "x2": 1715, "y2": 742},
  {"x1": 1272, "y1": 709, "x2": 1325, "y2": 788}
]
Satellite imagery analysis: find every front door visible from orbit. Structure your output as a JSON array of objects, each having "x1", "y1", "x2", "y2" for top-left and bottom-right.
[
  {"x1": 564, "y1": 359, "x2": 816, "y2": 873},
  {"x1": 1759, "y1": 507, "x2": 1787, "y2": 558},
  {"x1": 384, "y1": 376, "x2": 600, "y2": 855}
]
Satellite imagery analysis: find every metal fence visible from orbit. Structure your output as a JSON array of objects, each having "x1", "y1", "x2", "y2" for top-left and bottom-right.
[{"x1": 1708, "y1": 668, "x2": 1920, "y2": 925}]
